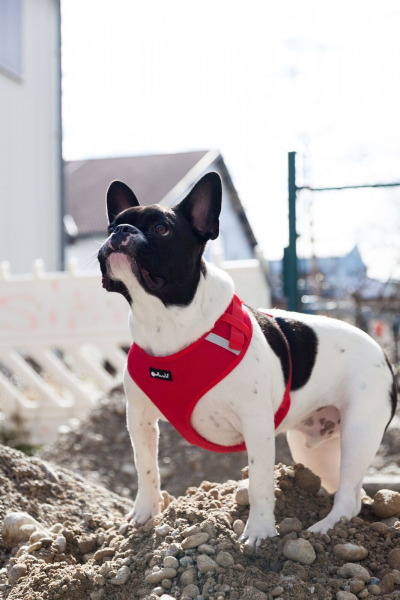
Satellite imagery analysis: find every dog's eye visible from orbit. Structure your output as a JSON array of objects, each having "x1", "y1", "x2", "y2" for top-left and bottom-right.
[{"x1": 154, "y1": 223, "x2": 169, "y2": 236}]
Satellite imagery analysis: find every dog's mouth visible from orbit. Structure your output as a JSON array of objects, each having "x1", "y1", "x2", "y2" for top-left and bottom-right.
[{"x1": 106, "y1": 249, "x2": 164, "y2": 291}]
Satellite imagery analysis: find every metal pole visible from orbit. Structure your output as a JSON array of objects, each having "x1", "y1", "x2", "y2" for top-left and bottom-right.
[{"x1": 288, "y1": 152, "x2": 298, "y2": 311}]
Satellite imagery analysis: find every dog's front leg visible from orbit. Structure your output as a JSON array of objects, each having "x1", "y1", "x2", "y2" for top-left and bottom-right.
[
  {"x1": 239, "y1": 411, "x2": 277, "y2": 548},
  {"x1": 125, "y1": 374, "x2": 163, "y2": 523}
]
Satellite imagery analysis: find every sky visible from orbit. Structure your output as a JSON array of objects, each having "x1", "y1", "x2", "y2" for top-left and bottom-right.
[{"x1": 61, "y1": 0, "x2": 400, "y2": 280}]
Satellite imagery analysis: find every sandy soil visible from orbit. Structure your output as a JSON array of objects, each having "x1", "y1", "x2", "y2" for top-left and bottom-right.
[{"x1": 1, "y1": 445, "x2": 400, "y2": 599}]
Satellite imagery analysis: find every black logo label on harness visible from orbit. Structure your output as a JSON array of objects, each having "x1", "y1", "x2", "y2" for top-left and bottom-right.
[{"x1": 149, "y1": 368, "x2": 173, "y2": 381}]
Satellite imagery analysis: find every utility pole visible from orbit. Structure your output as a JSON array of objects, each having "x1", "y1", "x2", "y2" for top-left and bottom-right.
[{"x1": 285, "y1": 152, "x2": 298, "y2": 311}]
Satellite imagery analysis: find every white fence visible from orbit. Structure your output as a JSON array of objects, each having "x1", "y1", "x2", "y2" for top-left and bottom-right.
[{"x1": 0, "y1": 256, "x2": 270, "y2": 445}]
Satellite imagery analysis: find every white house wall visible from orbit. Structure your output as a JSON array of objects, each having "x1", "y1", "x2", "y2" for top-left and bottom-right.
[{"x1": 0, "y1": 0, "x2": 61, "y2": 273}]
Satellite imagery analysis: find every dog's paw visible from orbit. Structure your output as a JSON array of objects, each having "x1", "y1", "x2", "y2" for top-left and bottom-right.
[
  {"x1": 126, "y1": 492, "x2": 163, "y2": 524},
  {"x1": 308, "y1": 515, "x2": 338, "y2": 535},
  {"x1": 239, "y1": 516, "x2": 277, "y2": 549}
]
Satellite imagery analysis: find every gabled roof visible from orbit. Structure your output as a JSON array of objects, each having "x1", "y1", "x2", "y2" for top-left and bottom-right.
[
  {"x1": 65, "y1": 150, "x2": 209, "y2": 237},
  {"x1": 64, "y1": 149, "x2": 259, "y2": 251}
]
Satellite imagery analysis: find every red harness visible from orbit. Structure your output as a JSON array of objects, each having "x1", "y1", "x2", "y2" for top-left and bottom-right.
[{"x1": 127, "y1": 294, "x2": 292, "y2": 453}]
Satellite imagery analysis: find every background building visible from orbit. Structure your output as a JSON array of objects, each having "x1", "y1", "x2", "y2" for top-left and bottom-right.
[
  {"x1": 64, "y1": 149, "x2": 261, "y2": 269},
  {"x1": 0, "y1": 0, "x2": 63, "y2": 273}
]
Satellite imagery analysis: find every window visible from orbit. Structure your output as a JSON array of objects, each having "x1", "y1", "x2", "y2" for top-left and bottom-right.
[{"x1": 0, "y1": 0, "x2": 22, "y2": 79}]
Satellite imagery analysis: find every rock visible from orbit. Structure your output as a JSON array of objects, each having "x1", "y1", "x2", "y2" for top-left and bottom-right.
[
  {"x1": 8, "y1": 563, "x2": 27, "y2": 585},
  {"x1": 233, "y1": 519, "x2": 245, "y2": 535},
  {"x1": 333, "y1": 543, "x2": 368, "y2": 561},
  {"x1": 93, "y1": 547, "x2": 115, "y2": 561},
  {"x1": 56, "y1": 535, "x2": 66, "y2": 553},
  {"x1": 216, "y1": 551, "x2": 234, "y2": 567},
  {"x1": 240, "y1": 587, "x2": 267, "y2": 600},
  {"x1": 110, "y1": 565, "x2": 131, "y2": 585},
  {"x1": 153, "y1": 587, "x2": 164, "y2": 596},
  {"x1": 145, "y1": 568, "x2": 177, "y2": 584},
  {"x1": 118, "y1": 522, "x2": 129, "y2": 535},
  {"x1": 165, "y1": 543, "x2": 181, "y2": 557},
  {"x1": 78, "y1": 537, "x2": 96, "y2": 554},
  {"x1": 160, "y1": 596, "x2": 175, "y2": 600},
  {"x1": 179, "y1": 557, "x2": 193, "y2": 567},
  {"x1": 198, "y1": 543, "x2": 215, "y2": 554},
  {"x1": 381, "y1": 516, "x2": 400, "y2": 527},
  {"x1": 161, "y1": 579, "x2": 172, "y2": 589},
  {"x1": 357, "y1": 590, "x2": 368, "y2": 599},
  {"x1": 163, "y1": 556, "x2": 179, "y2": 569},
  {"x1": 16, "y1": 545, "x2": 29, "y2": 557},
  {"x1": 294, "y1": 466, "x2": 321, "y2": 495},
  {"x1": 180, "y1": 568, "x2": 197, "y2": 586},
  {"x1": 392, "y1": 569, "x2": 400, "y2": 584},
  {"x1": 367, "y1": 584, "x2": 381, "y2": 596},
  {"x1": 336, "y1": 593, "x2": 357, "y2": 600},
  {"x1": 337, "y1": 563, "x2": 371, "y2": 583},
  {"x1": 41, "y1": 537, "x2": 53, "y2": 547},
  {"x1": 181, "y1": 532, "x2": 209, "y2": 549},
  {"x1": 49, "y1": 523, "x2": 63, "y2": 533},
  {"x1": 27, "y1": 541, "x2": 42, "y2": 553},
  {"x1": 90, "y1": 591, "x2": 105, "y2": 600},
  {"x1": 388, "y1": 548, "x2": 400, "y2": 569},
  {"x1": 30, "y1": 529, "x2": 47, "y2": 544},
  {"x1": 197, "y1": 554, "x2": 218, "y2": 573},
  {"x1": 369, "y1": 522, "x2": 388, "y2": 534},
  {"x1": 349, "y1": 578, "x2": 365, "y2": 594},
  {"x1": 22, "y1": 526, "x2": 38, "y2": 540},
  {"x1": 372, "y1": 489, "x2": 400, "y2": 518},
  {"x1": 271, "y1": 586, "x2": 284, "y2": 597},
  {"x1": 282, "y1": 562, "x2": 308, "y2": 581},
  {"x1": 181, "y1": 525, "x2": 201, "y2": 537},
  {"x1": 155, "y1": 524, "x2": 173, "y2": 536},
  {"x1": 235, "y1": 481, "x2": 249, "y2": 506},
  {"x1": 283, "y1": 538, "x2": 316, "y2": 565},
  {"x1": 379, "y1": 573, "x2": 395, "y2": 594},
  {"x1": 181, "y1": 584, "x2": 200, "y2": 598},
  {"x1": 2, "y1": 512, "x2": 45, "y2": 549},
  {"x1": 278, "y1": 517, "x2": 302, "y2": 535}
]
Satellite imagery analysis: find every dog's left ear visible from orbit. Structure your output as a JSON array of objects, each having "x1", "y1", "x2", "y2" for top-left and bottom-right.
[
  {"x1": 176, "y1": 172, "x2": 222, "y2": 241},
  {"x1": 106, "y1": 180, "x2": 140, "y2": 224}
]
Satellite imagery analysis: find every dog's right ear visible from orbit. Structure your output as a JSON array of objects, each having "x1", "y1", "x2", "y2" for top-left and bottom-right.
[
  {"x1": 176, "y1": 172, "x2": 222, "y2": 241},
  {"x1": 106, "y1": 181, "x2": 140, "y2": 224}
]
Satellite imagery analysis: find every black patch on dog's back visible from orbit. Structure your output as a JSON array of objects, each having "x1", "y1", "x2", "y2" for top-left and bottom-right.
[
  {"x1": 249, "y1": 309, "x2": 318, "y2": 391},
  {"x1": 275, "y1": 317, "x2": 318, "y2": 390},
  {"x1": 384, "y1": 354, "x2": 398, "y2": 430},
  {"x1": 248, "y1": 309, "x2": 290, "y2": 385}
]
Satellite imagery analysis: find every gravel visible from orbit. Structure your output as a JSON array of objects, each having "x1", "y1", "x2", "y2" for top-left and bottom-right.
[{"x1": 1, "y1": 392, "x2": 400, "y2": 600}]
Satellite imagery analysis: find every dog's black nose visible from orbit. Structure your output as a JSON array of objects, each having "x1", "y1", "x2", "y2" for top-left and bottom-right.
[{"x1": 114, "y1": 224, "x2": 138, "y2": 235}]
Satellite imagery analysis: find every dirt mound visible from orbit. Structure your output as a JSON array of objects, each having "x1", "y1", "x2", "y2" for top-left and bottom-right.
[
  {"x1": 2, "y1": 445, "x2": 400, "y2": 600},
  {"x1": 40, "y1": 389, "x2": 400, "y2": 502},
  {"x1": 40, "y1": 388, "x2": 291, "y2": 499}
]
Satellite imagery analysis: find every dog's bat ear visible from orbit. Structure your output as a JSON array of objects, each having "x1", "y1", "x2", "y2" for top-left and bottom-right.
[
  {"x1": 176, "y1": 172, "x2": 222, "y2": 241},
  {"x1": 106, "y1": 180, "x2": 140, "y2": 224}
]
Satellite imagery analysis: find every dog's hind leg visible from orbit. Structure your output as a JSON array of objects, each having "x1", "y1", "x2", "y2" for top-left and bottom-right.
[
  {"x1": 287, "y1": 429, "x2": 341, "y2": 494},
  {"x1": 308, "y1": 391, "x2": 391, "y2": 534}
]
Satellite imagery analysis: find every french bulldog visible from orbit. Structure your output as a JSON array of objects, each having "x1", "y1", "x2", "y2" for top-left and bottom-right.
[{"x1": 98, "y1": 172, "x2": 397, "y2": 548}]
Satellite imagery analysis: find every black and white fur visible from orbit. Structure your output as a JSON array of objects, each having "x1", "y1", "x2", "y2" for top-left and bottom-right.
[{"x1": 98, "y1": 172, "x2": 397, "y2": 548}]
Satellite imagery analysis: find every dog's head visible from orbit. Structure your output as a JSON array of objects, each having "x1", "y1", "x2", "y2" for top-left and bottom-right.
[{"x1": 97, "y1": 172, "x2": 222, "y2": 306}]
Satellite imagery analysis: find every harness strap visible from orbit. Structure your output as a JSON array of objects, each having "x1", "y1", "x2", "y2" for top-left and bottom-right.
[
  {"x1": 264, "y1": 312, "x2": 292, "y2": 429},
  {"x1": 220, "y1": 294, "x2": 250, "y2": 351}
]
